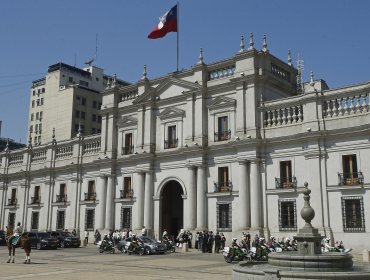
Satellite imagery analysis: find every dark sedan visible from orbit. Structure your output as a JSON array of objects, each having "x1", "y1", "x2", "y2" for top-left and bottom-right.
[
  {"x1": 48, "y1": 231, "x2": 81, "y2": 248},
  {"x1": 24, "y1": 231, "x2": 59, "y2": 250},
  {"x1": 0, "y1": 230, "x2": 6, "y2": 246},
  {"x1": 118, "y1": 236, "x2": 166, "y2": 255}
]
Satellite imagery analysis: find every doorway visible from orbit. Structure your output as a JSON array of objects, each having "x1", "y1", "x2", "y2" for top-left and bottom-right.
[{"x1": 161, "y1": 180, "x2": 183, "y2": 239}]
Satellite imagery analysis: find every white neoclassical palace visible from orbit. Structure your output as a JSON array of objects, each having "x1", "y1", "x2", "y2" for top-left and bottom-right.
[{"x1": 1, "y1": 37, "x2": 370, "y2": 252}]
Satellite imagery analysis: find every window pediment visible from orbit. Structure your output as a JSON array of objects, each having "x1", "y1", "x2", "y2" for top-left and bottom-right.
[
  {"x1": 117, "y1": 116, "x2": 138, "y2": 128},
  {"x1": 208, "y1": 96, "x2": 236, "y2": 114},
  {"x1": 159, "y1": 107, "x2": 185, "y2": 121}
]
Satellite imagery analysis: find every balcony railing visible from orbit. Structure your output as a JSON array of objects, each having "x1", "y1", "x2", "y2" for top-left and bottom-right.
[
  {"x1": 214, "y1": 180, "x2": 233, "y2": 192},
  {"x1": 214, "y1": 130, "x2": 231, "y2": 142},
  {"x1": 122, "y1": 146, "x2": 134, "y2": 155},
  {"x1": 275, "y1": 177, "x2": 297, "y2": 189},
  {"x1": 120, "y1": 189, "x2": 134, "y2": 199},
  {"x1": 31, "y1": 196, "x2": 41, "y2": 205},
  {"x1": 84, "y1": 192, "x2": 97, "y2": 201},
  {"x1": 56, "y1": 194, "x2": 68, "y2": 203},
  {"x1": 338, "y1": 172, "x2": 364, "y2": 186},
  {"x1": 164, "y1": 139, "x2": 178, "y2": 149},
  {"x1": 8, "y1": 198, "x2": 17, "y2": 206}
]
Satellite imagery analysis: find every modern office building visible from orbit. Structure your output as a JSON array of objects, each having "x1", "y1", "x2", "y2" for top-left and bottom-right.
[
  {"x1": 1, "y1": 35, "x2": 370, "y2": 252},
  {"x1": 28, "y1": 63, "x2": 129, "y2": 145}
]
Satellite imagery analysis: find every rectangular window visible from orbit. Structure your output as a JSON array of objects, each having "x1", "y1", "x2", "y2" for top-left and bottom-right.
[
  {"x1": 31, "y1": 211, "x2": 39, "y2": 231},
  {"x1": 33, "y1": 90, "x2": 36, "y2": 96},
  {"x1": 121, "y1": 207, "x2": 132, "y2": 230},
  {"x1": 98, "y1": 116, "x2": 102, "y2": 123},
  {"x1": 93, "y1": 101, "x2": 97, "y2": 109},
  {"x1": 36, "y1": 99, "x2": 40, "y2": 106},
  {"x1": 32, "y1": 100, "x2": 35, "y2": 108},
  {"x1": 277, "y1": 161, "x2": 296, "y2": 188},
  {"x1": 85, "y1": 209, "x2": 95, "y2": 231},
  {"x1": 32, "y1": 186, "x2": 41, "y2": 204},
  {"x1": 76, "y1": 96, "x2": 81, "y2": 105},
  {"x1": 9, "y1": 189, "x2": 17, "y2": 206},
  {"x1": 79, "y1": 80, "x2": 89, "y2": 87},
  {"x1": 42, "y1": 88, "x2": 45, "y2": 93},
  {"x1": 217, "y1": 166, "x2": 229, "y2": 192},
  {"x1": 121, "y1": 177, "x2": 132, "y2": 198},
  {"x1": 8, "y1": 213, "x2": 16, "y2": 229},
  {"x1": 279, "y1": 199, "x2": 297, "y2": 231},
  {"x1": 75, "y1": 110, "x2": 80, "y2": 118},
  {"x1": 31, "y1": 113, "x2": 34, "y2": 121},
  {"x1": 341, "y1": 155, "x2": 362, "y2": 185},
  {"x1": 36, "y1": 112, "x2": 39, "y2": 120},
  {"x1": 56, "y1": 210, "x2": 65, "y2": 231},
  {"x1": 217, "y1": 203, "x2": 231, "y2": 230},
  {"x1": 69, "y1": 76, "x2": 73, "y2": 83},
  {"x1": 92, "y1": 128, "x2": 96, "y2": 134},
  {"x1": 82, "y1": 98, "x2": 86, "y2": 106},
  {"x1": 85, "y1": 181, "x2": 96, "y2": 201},
  {"x1": 342, "y1": 196, "x2": 365, "y2": 232},
  {"x1": 216, "y1": 116, "x2": 229, "y2": 141},
  {"x1": 123, "y1": 133, "x2": 133, "y2": 154},
  {"x1": 30, "y1": 125, "x2": 33, "y2": 133},
  {"x1": 39, "y1": 111, "x2": 43, "y2": 120},
  {"x1": 165, "y1": 125, "x2": 177, "y2": 149},
  {"x1": 39, "y1": 123, "x2": 42, "y2": 133},
  {"x1": 40, "y1": 98, "x2": 44, "y2": 105},
  {"x1": 57, "y1": 183, "x2": 67, "y2": 202}
]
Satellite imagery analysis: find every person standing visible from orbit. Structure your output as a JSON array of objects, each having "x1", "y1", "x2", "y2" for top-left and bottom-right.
[
  {"x1": 214, "y1": 232, "x2": 221, "y2": 253},
  {"x1": 220, "y1": 233, "x2": 226, "y2": 250},
  {"x1": 84, "y1": 230, "x2": 89, "y2": 245},
  {"x1": 141, "y1": 226, "x2": 147, "y2": 236},
  {"x1": 94, "y1": 229, "x2": 101, "y2": 245},
  {"x1": 202, "y1": 231, "x2": 208, "y2": 253}
]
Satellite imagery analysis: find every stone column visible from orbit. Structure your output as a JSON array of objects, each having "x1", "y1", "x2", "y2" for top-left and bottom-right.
[
  {"x1": 135, "y1": 172, "x2": 145, "y2": 229},
  {"x1": 196, "y1": 165, "x2": 206, "y2": 230},
  {"x1": 96, "y1": 176, "x2": 106, "y2": 230},
  {"x1": 105, "y1": 175, "x2": 115, "y2": 230},
  {"x1": 144, "y1": 171, "x2": 153, "y2": 230},
  {"x1": 186, "y1": 166, "x2": 197, "y2": 230},
  {"x1": 250, "y1": 160, "x2": 261, "y2": 229},
  {"x1": 238, "y1": 161, "x2": 250, "y2": 229}
]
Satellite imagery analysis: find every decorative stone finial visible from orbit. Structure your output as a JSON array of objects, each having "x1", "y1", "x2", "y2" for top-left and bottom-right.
[
  {"x1": 112, "y1": 74, "x2": 117, "y2": 88},
  {"x1": 77, "y1": 123, "x2": 82, "y2": 138},
  {"x1": 239, "y1": 35, "x2": 244, "y2": 53},
  {"x1": 106, "y1": 77, "x2": 111, "y2": 88},
  {"x1": 310, "y1": 71, "x2": 315, "y2": 86},
  {"x1": 300, "y1": 182, "x2": 315, "y2": 228},
  {"x1": 197, "y1": 48, "x2": 204, "y2": 65},
  {"x1": 141, "y1": 64, "x2": 147, "y2": 80},
  {"x1": 288, "y1": 49, "x2": 292, "y2": 66},
  {"x1": 262, "y1": 34, "x2": 268, "y2": 52},
  {"x1": 248, "y1": 32, "x2": 254, "y2": 50}
]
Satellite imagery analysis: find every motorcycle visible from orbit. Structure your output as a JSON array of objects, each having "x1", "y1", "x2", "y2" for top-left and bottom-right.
[
  {"x1": 249, "y1": 245, "x2": 269, "y2": 261},
  {"x1": 163, "y1": 239, "x2": 175, "y2": 253},
  {"x1": 321, "y1": 239, "x2": 352, "y2": 254},
  {"x1": 97, "y1": 240, "x2": 115, "y2": 254},
  {"x1": 222, "y1": 246, "x2": 249, "y2": 263},
  {"x1": 126, "y1": 241, "x2": 145, "y2": 256}
]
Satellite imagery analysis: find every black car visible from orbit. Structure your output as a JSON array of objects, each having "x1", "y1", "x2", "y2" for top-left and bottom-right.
[
  {"x1": 0, "y1": 230, "x2": 6, "y2": 246},
  {"x1": 118, "y1": 236, "x2": 166, "y2": 255},
  {"x1": 48, "y1": 231, "x2": 81, "y2": 248},
  {"x1": 24, "y1": 231, "x2": 59, "y2": 250}
]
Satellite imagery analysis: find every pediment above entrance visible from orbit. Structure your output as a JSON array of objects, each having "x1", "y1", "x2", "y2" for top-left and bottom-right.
[
  {"x1": 116, "y1": 116, "x2": 138, "y2": 128},
  {"x1": 133, "y1": 77, "x2": 201, "y2": 104},
  {"x1": 207, "y1": 96, "x2": 236, "y2": 113}
]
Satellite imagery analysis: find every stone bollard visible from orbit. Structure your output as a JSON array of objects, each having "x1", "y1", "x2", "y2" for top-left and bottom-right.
[
  {"x1": 182, "y1": 242, "x2": 189, "y2": 252},
  {"x1": 363, "y1": 249, "x2": 370, "y2": 262}
]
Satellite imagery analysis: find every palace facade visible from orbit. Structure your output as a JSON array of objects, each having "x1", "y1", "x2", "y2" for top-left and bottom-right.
[{"x1": 1, "y1": 39, "x2": 370, "y2": 252}]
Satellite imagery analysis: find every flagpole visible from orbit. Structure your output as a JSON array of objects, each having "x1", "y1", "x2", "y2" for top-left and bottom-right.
[{"x1": 177, "y1": 1, "x2": 179, "y2": 72}]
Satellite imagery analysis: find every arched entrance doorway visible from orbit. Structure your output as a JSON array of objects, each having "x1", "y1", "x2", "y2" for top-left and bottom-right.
[{"x1": 161, "y1": 180, "x2": 183, "y2": 239}]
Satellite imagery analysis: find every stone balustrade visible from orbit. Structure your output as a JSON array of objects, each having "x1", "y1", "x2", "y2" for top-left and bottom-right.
[
  {"x1": 83, "y1": 138, "x2": 101, "y2": 155},
  {"x1": 8, "y1": 153, "x2": 24, "y2": 167},
  {"x1": 207, "y1": 64, "x2": 235, "y2": 81},
  {"x1": 120, "y1": 89, "x2": 138, "y2": 102},
  {"x1": 263, "y1": 104, "x2": 303, "y2": 127},
  {"x1": 31, "y1": 149, "x2": 47, "y2": 163},
  {"x1": 55, "y1": 145, "x2": 73, "y2": 159},
  {"x1": 323, "y1": 92, "x2": 369, "y2": 118}
]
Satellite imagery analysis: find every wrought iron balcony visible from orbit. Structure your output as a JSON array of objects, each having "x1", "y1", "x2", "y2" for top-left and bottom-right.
[
  {"x1": 84, "y1": 192, "x2": 96, "y2": 201},
  {"x1": 275, "y1": 177, "x2": 297, "y2": 189},
  {"x1": 120, "y1": 189, "x2": 134, "y2": 199},
  {"x1": 56, "y1": 194, "x2": 68, "y2": 203},
  {"x1": 8, "y1": 198, "x2": 17, "y2": 206},
  {"x1": 122, "y1": 146, "x2": 134, "y2": 155},
  {"x1": 214, "y1": 130, "x2": 231, "y2": 142},
  {"x1": 31, "y1": 196, "x2": 41, "y2": 205},
  {"x1": 164, "y1": 138, "x2": 178, "y2": 149},
  {"x1": 214, "y1": 180, "x2": 233, "y2": 192},
  {"x1": 338, "y1": 172, "x2": 364, "y2": 186}
]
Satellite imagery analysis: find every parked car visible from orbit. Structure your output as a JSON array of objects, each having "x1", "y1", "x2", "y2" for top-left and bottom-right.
[
  {"x1": 48, "y1": 231, "x2": 81, "y2": 248},
  {"x1": 24, "y1": 231, "x2": 59, "y2": 250},
  {"x1": 0, "y1": 230, "x2": 6, "y2": 246},
  {"x1": 118, "y1": 236, "x2": 166, "y2": 255}
]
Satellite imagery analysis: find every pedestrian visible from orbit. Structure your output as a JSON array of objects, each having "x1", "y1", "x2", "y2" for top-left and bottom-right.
[
  {"x1": 72, "y1": 228, "x2": 76, "y2": 236},
  {"x1": 94, "y1": 229, "x2": 101, "y2": 245},
  {"x1": 220, "y1": 233, "x2": 226, "y2": 250},
  {"x1": 141, "y1": 226, "x2": 147, "y2": 236},
  {"x1": 202, "y1": 231, "x2": 208, "y2": 253},
  {"x1": 214, "y1": 232, "x2": 221, "y2": 253},
  {"x1": 207, "y1": 231, "x2": 214, "y2": 253},
  {"x1": 187, "y1": 231, "x2": 193, "y2": 248},
  {"x1": 84, "y1": 230, "x2": 89, "y2": 244}
]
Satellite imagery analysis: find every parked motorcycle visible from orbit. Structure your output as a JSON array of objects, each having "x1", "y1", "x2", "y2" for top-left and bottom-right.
[
  {"x1": 249, "y1": 245, "x2": 269, "y2": 261},
  {"x1": 163, "y1": 239, "x2": 175, "y2": 253},
  {"x1": 126, "y1": 242, "x2": 145, "y2": 256},
  {"x1": 222, "y1": 246, "x2": 249, "y2": 263},
  {"x1": 321, "y1": 239, "x2": 352, "y2": 254},
  {"x1": 97, "y1": 240, "x2": 115, "y2": 254}
]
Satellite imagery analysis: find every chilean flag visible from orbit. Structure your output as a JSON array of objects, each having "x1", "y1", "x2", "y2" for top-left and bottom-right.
[{"x1": 148, "y1": 4, "x2": 178, "y2": 39}]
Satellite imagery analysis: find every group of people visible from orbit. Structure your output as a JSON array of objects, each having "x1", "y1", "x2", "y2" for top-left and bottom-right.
[
  {"x1": 93, "y1": 227, "x2": 147, "y2": 245},
  {"x1": 193, "y1": 231, "x2": 226, "y2": 253}
]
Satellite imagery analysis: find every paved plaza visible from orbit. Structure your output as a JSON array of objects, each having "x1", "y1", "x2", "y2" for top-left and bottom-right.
[{"x1": 0, "y1": 245, "x2": 233, "y2": 280}]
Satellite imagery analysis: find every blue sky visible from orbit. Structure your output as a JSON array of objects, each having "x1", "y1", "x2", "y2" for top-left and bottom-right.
[{"x1": 0, "y1": 0, "x2": 369, "y2": 143}]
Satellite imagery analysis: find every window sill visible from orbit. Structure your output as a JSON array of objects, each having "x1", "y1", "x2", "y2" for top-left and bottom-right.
[
  {"x1": 80, "y1": 200, "x2": 99, "y2": 205},
  {"x1": 114, "y1": 197, "x2": 136, "y2": 203},
  {"x1": 207, "y1": 191, "x2": 238, "y2": 198}
]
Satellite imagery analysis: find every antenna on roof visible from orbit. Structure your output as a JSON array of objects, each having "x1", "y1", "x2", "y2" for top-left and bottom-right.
[
  {"x1": 296, "y1": 53, "x2": 304, "y2": 94},
  {"x1": 95, "y1": 33, "x2": 98, "y2": 63}
]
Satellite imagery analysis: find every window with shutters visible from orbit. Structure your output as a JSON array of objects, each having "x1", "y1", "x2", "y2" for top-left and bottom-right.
[
  {"x1": 31, "y1": 211, "x2": 39, "y2": 231},
  {"x1": 85, "y1": 209, "x2": 95, "y2": 231},
  {"x1": 217, "y1": 203, "x2": 232, "y2": 231},
  {"x1": 279, "y1": 199, "x2": 297, "y2": 231},
  {"x1": 121, "y1": 207, "x2": 132, "y2": 230},
  {"x1": 342, "y1": 196, "x2": 365, "y2": 232},
  {"x1": 56, "y1": 210, "x2": 65, "y2": 231}
]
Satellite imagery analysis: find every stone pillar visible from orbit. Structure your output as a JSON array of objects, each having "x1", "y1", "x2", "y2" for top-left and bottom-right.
[
  {"x1": 238, "y1": 161, "x2": 250, "y2": 229},
  {"x1": 105, "y1": 175, "x2": 115, "y2": 230},
  {"x1": 96, "y1": 176, "x2": 106, "y2": 230},
  {"x1": 144, "y1": 171, "x2": 153, "y2": 231},
  {"x1": 135, "y1": 172, "x2": 145, "y2": 229},
  {"x1": 250, "y1": 160, "x2": 261, "y2": 229},
  {"x1": 196, "y1": 165, "x2": 206, "y2": 230},
  {"x1": 186, "y1": 166, "x2": 197, "y2": 230}
]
